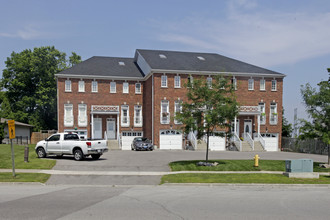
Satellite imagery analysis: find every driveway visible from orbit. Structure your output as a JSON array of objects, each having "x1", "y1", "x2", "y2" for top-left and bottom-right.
[{"x1": 45, "y1": 150, "x2": 328, "y2": 186}]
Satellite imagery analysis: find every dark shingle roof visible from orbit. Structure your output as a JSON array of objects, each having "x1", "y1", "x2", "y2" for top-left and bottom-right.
[
  {"x1": 56, "y1": 57, "x2": 144, "y2": 78},
  {"x1": 136, "y1": 49, "x2": 283, "y2": 76}
]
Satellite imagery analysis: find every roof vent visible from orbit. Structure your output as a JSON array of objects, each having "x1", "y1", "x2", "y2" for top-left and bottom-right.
[
  {"x1": 159, "y1": 54, "x2": 167, "y2": 59},
  {"x1": 118, "y1": 61, "x2": 125, "y2": 66},
  {"x1": 197, "y1": 56, "x2": 205, "y2": 61}
]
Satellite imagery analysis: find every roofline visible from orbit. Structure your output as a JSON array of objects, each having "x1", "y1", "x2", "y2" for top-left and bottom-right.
[{"x1": 55, "y1": 74, "x2": 144, "y2": 81}]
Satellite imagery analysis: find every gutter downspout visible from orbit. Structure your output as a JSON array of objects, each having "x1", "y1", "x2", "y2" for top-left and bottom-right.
[{"x1": 152, "y1": 74, "x2": 154, "y2": 148}]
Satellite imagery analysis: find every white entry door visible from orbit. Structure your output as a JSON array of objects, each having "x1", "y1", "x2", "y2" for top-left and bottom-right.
[
  {"x1": 107, "y1": 118, "x2": 116, "y2": 139},
  {"x1": 94, "y1": 118, "x2": 102, "y2": 139},
  {"x1": 243, "y1": 120, "x2": 252, "y2": 139}
]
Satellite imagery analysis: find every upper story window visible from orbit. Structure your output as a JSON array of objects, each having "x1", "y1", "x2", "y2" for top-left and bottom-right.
[
  {"x1": 161, "y1": 75, "x2": 167, "y2": 87},
  {"x1": 110, "y1": 82, "x2": 116, "y2": 93},
  {"x1": 92, "y1": 81, "x2": 98, "y2": 93},
  {"x1": 270, "y1": 103, "x2": 278, "y2": 125},
  {"x1": 78, "y1": 104, "x2": 87, "y2": 127},
  {"x1": 123, "y1": 82, "x2": 129, "y2": 94},
  {"x1": 259, "y1": 103, "x2": 266, "y2": 125},
  {"x1": 174, "y1": 101, "x2": 182, "y2": 124},
  {"x1": 135, "y1": 83, "x2": 141, "y2": 94},
  {"x1": 160, "y1": 100, "x2": 170, "y2": 124},
  {"x1": 174, "y1": 75, "x2": 181, "y2": 88},
  {"x1": 248, "y1": 78, "x2": 254, "y2": 90},
  {"x1": 232, "y1": 78, "x2": 237, "y2": 90},
  {"x1": 65, "y1": 80, "x2": 71, "y2": 92},
  {"x1": 271, "y1": 80, "x2": 277, "y2": 91},
  {"x1": 134, "y1": 105, "x2": 142, "y2": 127},
  {"x1": 207, "y1": 77, "x2": 213, "y2": 89},
  {"x1": 260, "y1": 79, "x2": 265, "y2": 91},
  {"x1": 188, "y1": 75, "x2": 193, "y2": 87},
  {"x1": 78, "y1": 80, "x2": 85, "y2": 92},
  {"x1": 64, "y1": 104, "x2": 73, "y2": 127},
  {"x1": 121, "y1": 105, "x2": 129, "y2": 127}
]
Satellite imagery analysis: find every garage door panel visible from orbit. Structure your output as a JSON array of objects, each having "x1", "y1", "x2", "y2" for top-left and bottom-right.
[
  {"x1": 209, "y1": 136, "x2": 226, "y2": 151},
  {"x1": 160, "y1": 131, "x2": 182, "y2": 150},
  {"x1": 121, "y1": 132, "x2": 143, "y2": 150}
]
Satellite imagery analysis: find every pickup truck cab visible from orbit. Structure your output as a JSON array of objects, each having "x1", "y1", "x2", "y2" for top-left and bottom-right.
[{"x1": 35, "y1": 132, "x2": 108, "y2": 161}]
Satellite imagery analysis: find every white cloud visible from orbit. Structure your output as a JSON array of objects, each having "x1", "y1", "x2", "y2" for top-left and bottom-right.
[{"x1": 153, "y1": 2, "x2": 330, "y2": 67}]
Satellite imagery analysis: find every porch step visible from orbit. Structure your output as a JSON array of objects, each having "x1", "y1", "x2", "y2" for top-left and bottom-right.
[
  {"x1": 196, "y1": 139, "x2": 208, "y2": 151},
  {"x1": 253, "y1": 141, "x2": 266, "y2": 152},
  {"x1": 241, "y1": 141, "x2": 253, "y2": 152},
  {"x1": 107, "y1": 140, "x2": 120, "y2": 150}
]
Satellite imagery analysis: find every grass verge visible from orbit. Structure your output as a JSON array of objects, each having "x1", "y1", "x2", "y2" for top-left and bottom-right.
[
  {"x1": 0, "y1": 144, "x2": 56, "y2": 169},
  {"x1": 161, "y1": 173, "x2": 330, "y2": 184},
  {"x1": 0, "y1": 173, "x2": 51, "y2": 183},
  {"x1": 169, "y1": 160, "x2": 330, "y2": 173}
]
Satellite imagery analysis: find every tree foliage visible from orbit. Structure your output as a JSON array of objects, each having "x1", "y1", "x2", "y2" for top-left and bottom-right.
[
  {"x1": 175, "y1": 75, "x2": 239, "y2": 162},
  {"x1": 299, "y1": 76, "x2": 330, "y2": 145},
  {"x1": 282, "y1": 108, "x2": 293, "y2": 137},
  {"x1": 0, "y1": 46, "x2": 81, "y2": 131}
]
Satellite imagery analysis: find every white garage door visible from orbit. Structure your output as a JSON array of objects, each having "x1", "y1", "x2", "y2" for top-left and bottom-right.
[
  {"x1": 160, "y1": 130, "x2": 182, "y2": 150},
  {"x1": 261, "y1": 133, "x2": 278, "y2": 151},
  {"x1": 208, "y1": 133, "x2": 226, "y2": 151},
  {"x1": 121, "y1": 131, "x2": 143, "y2": 150}
]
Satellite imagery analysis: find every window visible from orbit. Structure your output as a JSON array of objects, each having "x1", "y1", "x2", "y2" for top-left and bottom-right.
[
  {"x1": 78, "y1": 80, "x2": 85, "y2": 92},
  {"x1": 123, "y1": 82, "x2": 129, "y2": 93},
  {"x1": 64, "y1": 134, "x2": 79, "y2": 140},
  {"x1": 174, "y1": 75, "x2": 181, "y2": 88},
  {"x1": 65, "y1": 80, "x2": 71, "y2": 92},
  {"x1": 174, "y1": 101, "x2": 182, "y2": 124},
  {"x1": 188, "y1": 76, "x2": 193, "y2": 87},
  {"x1": 272, "y1": 80, "x2": 277, "y2": 91},
  {"x1": 161, "y1": 75, "x2": 167, "y2": 87},
  {"x1": 64, "y1": 104, "x2": 73, "y2": 127},
  {"x1": 134, "y1": 105, "x2": 142, "y2": 127},
  {"x1": 121, "y1": 105, "x2": 129, "y2": 127},
  {"x1": 207, "y1": 77, "x2": 212, "y2": 89},
  {"x1": 92, "y1": 81, "x2": 98, "y2": 92},
  {"x1": 232, "y1": 78, "x2": 237, "y2": 90},
  {"x1": 110, "y1": 82, "x2": 116, "y2": 93},
  {"x1": 160, "y1": 100, "x2": 170, "y2": 124},
  {"x1": 270, "y1": 103, "x2": 278, "y2": 124},
  {"x1": 260, "y1": 79, "x2": 265, "y2": 91},
  {"x1": 78, "y1": 104, "x2": 87, "y2": 127},
  {"x1": 259, "y1": 103, "x2": 266, "y2": 125},
  {"x1": 135, "y1": 83, "x2": 141, "y2": 94},
  {"x1": 248, "y1": 78, "x2": 254, "y2": 90},
  {"x1": 48, "y1": 134, "x2": 60, "y2": 142}
]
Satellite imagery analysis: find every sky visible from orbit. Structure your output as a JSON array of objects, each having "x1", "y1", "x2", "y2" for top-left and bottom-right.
[{"x1": 0, "y1": 0, "x2": 329, "y2": 126}]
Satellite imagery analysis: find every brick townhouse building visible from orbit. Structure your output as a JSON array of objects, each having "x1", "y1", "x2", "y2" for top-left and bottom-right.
[{"x1": 56, "y1": 49, "x2": 285, "y2": 151}]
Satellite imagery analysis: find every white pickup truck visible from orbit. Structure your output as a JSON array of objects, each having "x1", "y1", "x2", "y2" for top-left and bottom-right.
[{"x1": 35, "y1": 132, "x2": 108, "y2": 161}]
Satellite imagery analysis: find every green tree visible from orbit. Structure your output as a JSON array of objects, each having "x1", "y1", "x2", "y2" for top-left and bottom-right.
[
  {"x1": 282, "y1": 108, "x2": 293, "y2": 137},
  {"x1": 176, "y1": 75, "x2": 239, "y2": 162},
  {"x1": 299, "y1": 73, "x2": 330, "y2": 164},
  {"x1": 0, "y1": 46, "x2": 81, "y2": 131}
]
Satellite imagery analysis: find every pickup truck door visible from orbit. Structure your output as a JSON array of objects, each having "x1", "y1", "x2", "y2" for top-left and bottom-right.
[
  {"x1": 62, "y1": 133, "x2": 80, "y2": 153},
  {"x1": 46, "y1": 134, "x2": 62, "y2": 153}
]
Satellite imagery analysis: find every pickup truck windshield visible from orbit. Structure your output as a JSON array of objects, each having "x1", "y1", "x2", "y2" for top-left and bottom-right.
[{"x1": 64, "y1": 134, "x2": 79, "y2": 140}]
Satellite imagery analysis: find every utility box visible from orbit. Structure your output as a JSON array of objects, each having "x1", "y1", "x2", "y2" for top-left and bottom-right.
[{"x1": 285, "y1": 159, "x2": 313, "y2": 173}]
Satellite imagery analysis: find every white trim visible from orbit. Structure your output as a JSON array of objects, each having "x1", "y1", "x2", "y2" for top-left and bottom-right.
[
  {"x1": 91, "y1": 81, "x2": 98, "y2": 93},
  {"x1": 271, "y1": 79, "x2": 277, "y2": 91},
  {"x1": 110, "y1": 81, "x2": 116, "y2": 93},
  {"x1": 65, "y1": 80, "x2": 72, "y2": 92},
  {"x1": 270, "y1": 103, "x2": 278, "y2": 125},
  {"x1": 123, "y1": 82, "x2": 129, "y2": 94},
  {"x1": 78, "y1": 80, "x2": 85, "y2": 92},
  {"x1": 260, "y1": 79, "x2": 265, "y2": 91},
  {"x1": 248, "y1": 78, "x2": 254, "y2": 90},
  {"x1": 121, "y1": 105, "x2": 130, "y2": 127},
  {"x1": 161, "y1": 75, "x2": 167, "y2": 87},
  {"x1": 160, "y1": 100, "x2": 170, "y2": 124},
  {"x1": 135, "y1": 83, "x2": 141, "y2": 94},
  {"x1": 174, "y1": 75, "x2": 181, "y2": 88},
  {"x1": 134, "y1": 105, "x2": 143, "y2": 127},
  {"x1": 78, "y1": 104, "x2": 87, "y2": 127},
  {"x1": 64, "y1": 104, "x2": 73, "y2": 127}
]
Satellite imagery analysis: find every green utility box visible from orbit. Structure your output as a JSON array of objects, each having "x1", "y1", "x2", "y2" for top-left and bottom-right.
[{"x1": 285, "y1": 159, "x2": 313, "y2": 173}]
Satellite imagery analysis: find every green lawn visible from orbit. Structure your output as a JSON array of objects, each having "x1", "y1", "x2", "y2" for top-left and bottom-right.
[
  {"x1": 0, "y1": 173, "x2": 51, "y2": 183},
  {"x1": 161, "y1": 173, "x2": 330, "y2": 184},
  {"x1": 0, "y1": 144, "x2": 56, "y2": 169},
  {"x1": 169, "y1": 160, "x2": 330, "y2": 173}
]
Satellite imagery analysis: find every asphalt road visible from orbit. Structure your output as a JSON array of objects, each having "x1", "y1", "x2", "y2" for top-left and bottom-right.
[
  {"x1": 0, "y1": 184, "x2": 329, "y2": 220},
  {"x1": 45, "y1": 151, "x2": 328, "y2": 186}
]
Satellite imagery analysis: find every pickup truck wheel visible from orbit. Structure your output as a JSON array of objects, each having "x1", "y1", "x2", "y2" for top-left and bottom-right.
[
  {"x1": 73, "y1": 149, "x2": 84, "y2": 161},
  {"x1": 37, "y1": 147, "x2": 46, "y2": 158},
  {"x1": 91, "y1": 154, "x2": 101, "y2": 160}
]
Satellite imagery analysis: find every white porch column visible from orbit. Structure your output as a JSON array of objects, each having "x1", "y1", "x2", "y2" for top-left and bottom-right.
[
  {"x1": 91, "y1": 113, "x2": 94, "y2": 139},
  {"x1": 117, "y1": 113, "x2": 119, "y2": 140},
  {"x1": 234, "y1": 116, "x2": 237, "y2": 136},
  {"x1": 257, "y1": 114, "x2": 260, "y2": 135}
]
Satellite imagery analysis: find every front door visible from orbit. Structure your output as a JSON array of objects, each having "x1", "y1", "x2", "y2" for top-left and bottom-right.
[
  {"x1": 244, "y1": 120, "x2": 252, "y2": 140},
  {"x1": 94, "y1": 118, "x2": 102, "y2": 139},
  {"x1": 107, "y1": 118, "x2": 116, "y2": 139}
]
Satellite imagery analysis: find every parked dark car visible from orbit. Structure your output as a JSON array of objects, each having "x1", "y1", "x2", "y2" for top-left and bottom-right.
[{"x1": 131, "y1": 137, "x2": 154, "y2": 151}]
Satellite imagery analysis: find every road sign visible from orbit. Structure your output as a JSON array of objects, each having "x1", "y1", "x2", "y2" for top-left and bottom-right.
[{"x1": 8, "y1": 120, "x2": 15, "y2": 139}]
